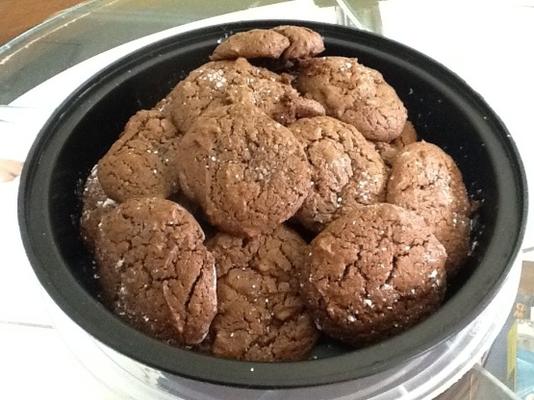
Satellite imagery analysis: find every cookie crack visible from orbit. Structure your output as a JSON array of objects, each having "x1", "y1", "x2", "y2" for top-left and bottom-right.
[{"x1": 182, "y1": 260, "x2": 206, "y2": 329}]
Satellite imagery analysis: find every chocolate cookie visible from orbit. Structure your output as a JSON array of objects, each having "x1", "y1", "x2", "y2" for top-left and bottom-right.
[
  {"x1": 301, "y1": 203, "x2": 447, "y2": 346},
  {"x1": 177, "y1": 103, "x2": 311, "y2": 237},
  {"x1": 374, "y1": 120, "x2": 418, "y2": 166},
  {"x1": 80, "y1": 165, "x2": 117, "y2": 250},
  {"x1": 386, "y1": 141, "x2": 471, "y2": 276},
  {"x1": 296, "y1": 57, "x2": 407, "y2": 142},
  {"x1": 168, "y1": 58, "x2": 324, "y2": 133},
  {"x1": 210, "y1": 29, "x2": 290, "y2": 61},
  {"x1": 205, "y1": 226, "x2": 318, "y2": 361},
  {"x1": 210, "y1": 26, "x2": 324, "y2": 62},
  {"x1": 272, "y1": 25, "x2": 324, "y2": 60},
  {"x1": 95, "y1": 197, "x2": 217, "y2": 345},
  {"x1": 98, "y1": 109, "x2": 180, "y2": 203},
  {"x1": 289, "y1": 116, "x2": 387, "y2": 232}
]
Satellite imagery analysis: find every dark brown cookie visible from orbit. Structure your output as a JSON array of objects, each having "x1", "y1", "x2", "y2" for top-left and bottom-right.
[
  {"x1": 80, "y1": 165, "x2": 117, "y2": 250},
  {"x1": 95, "y1": 197, "x2": 217, "y2": 346},
  {"x1": 289, "y1": 116, "x2": 387, "y2": 232},
  {"x1": 374, "y1": 120, "x2": 418, "y2": 166},
  {"x1": 273, "y1": 25, "x2": 325, "y2": 60},
  {"x1": 177, "y1": 103, "x2": 311, "y2": 237},
  {"x1": 210, "y1": 29, "x2": 290, "y2": 61},
  {"x1": 205, "y1": 226, "x2": 318, "y2": 361},
  {"x1": 167, "y1": 58, "x2": 324, "y2": 133},
  {"x1": 210, "y1": 26, "x2": 324, "y2": 62},
  {"x1": 386, "y1": 141, "x2": 471, "y2": 276},
  {"x1": 296, "y1": 57, "x2": 407, "y2": 142},
  {"x1": 98, "y1": 109, "x2": 180, "y2": 203},
  {"x1": 300, "y1": 203, "x2": 447, "y2": 346}
]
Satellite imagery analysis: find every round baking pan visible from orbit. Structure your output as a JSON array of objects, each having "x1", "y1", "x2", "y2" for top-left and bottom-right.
[{"x1": 18, "y1": 20, "x2": 527, "y2": 388}]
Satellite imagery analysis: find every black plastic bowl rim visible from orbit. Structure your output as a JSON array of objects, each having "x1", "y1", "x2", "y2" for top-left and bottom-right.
[{"x1": 18, "y1": 20, "x2": 528, "y2": 389}]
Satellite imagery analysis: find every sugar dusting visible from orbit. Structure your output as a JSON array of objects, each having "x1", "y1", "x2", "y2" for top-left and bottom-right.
[{"x1": 200, "y1": 69, "x2": 227, "y2": 90}]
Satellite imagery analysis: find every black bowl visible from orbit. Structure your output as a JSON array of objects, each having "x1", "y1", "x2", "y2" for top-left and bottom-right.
[{"x1": 18, "y1": 20, "x2": 527, "y2": 388}]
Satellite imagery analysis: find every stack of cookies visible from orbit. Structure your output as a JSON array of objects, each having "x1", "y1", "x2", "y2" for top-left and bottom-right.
[{"x1": 80, "y1": 26, "x2": 472, "y2": 362}]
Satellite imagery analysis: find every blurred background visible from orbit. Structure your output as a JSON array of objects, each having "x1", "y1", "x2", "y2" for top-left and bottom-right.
[{"x1": 1, "y1": 0, "x2": 85, "y2": 43}]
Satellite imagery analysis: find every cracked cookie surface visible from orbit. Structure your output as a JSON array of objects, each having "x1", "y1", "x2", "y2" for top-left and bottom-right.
[
  {"x1": 168, "y1": 58, "x2": 324, "y2": 133},
  {"x1": 177, "y1": 103, "x2": 311, "y2": 237},
  {"x1": 301, "y1": 203, "x2": 447, "y2": 346},
  {"x1": 205, "y1": 226, "x2": 318, "y2": 361},
  {"x1": 210, "y1": 26, "x2": 324, "y2": 62},
  {"x1": 296, "y1": 57, "x2": 407, "y2": 142},
  {"x1": 97, "y1": 109, "x2": 180, "y2": 203},
  {"x1": 289, "y1": 116, "x2": 387, "y2": 232},
  {"x1": 210, "y1": 29, "x2": 290, "y2": 61},
  {"x1": 386, "y1": 141, "x2": 471, "y2": 276},
  {"x1": 273, "y1": 25, "x2": 324, "y2": 60},
  {"x1": 95, "y1": 197, "x2": 217, "y2": 345}
]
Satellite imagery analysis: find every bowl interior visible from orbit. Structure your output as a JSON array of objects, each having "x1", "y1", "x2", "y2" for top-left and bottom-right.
[{"x1": 19, "y1": 20, "x2": 526, "y2": 388}]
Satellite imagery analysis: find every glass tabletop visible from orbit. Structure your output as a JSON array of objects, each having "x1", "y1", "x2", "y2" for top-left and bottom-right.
[{"x1": 0, "y1": 0, "x2": 333, "y2": 104}]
